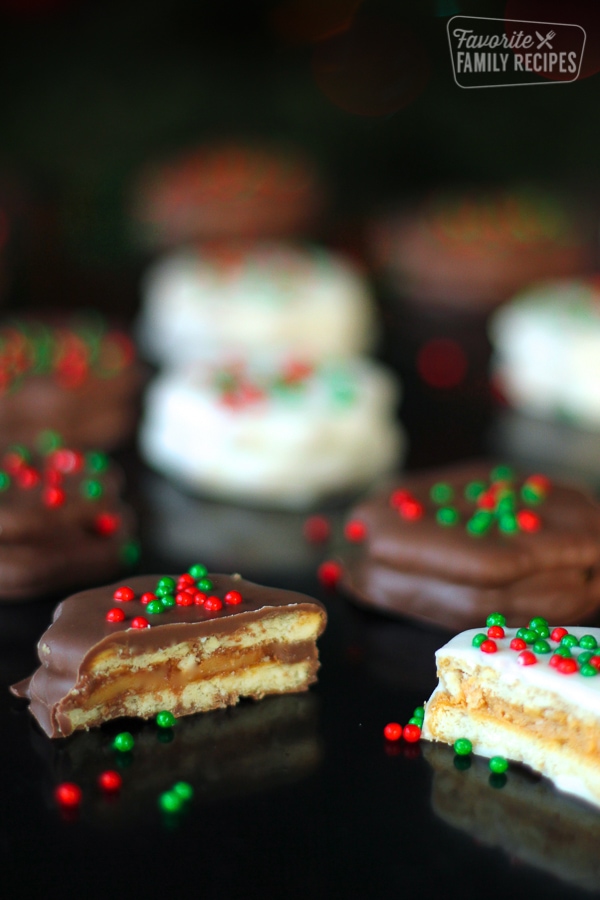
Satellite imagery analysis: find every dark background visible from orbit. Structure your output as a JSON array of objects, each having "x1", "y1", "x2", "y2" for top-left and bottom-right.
[
  {"x1": 2, "y1": 2, "x2": 600, "y2": 898},
  {"x1": 0, "y1": 0, "x2": 599, "y2": 313}
]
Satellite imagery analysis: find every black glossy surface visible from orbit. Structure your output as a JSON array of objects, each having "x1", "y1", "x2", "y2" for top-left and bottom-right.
[{"x1": 3, "y1": 413, "x2": 600, "y2": 900}]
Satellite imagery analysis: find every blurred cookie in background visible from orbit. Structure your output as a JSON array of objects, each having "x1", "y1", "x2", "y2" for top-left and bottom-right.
[
  {"x1": 137, "y1": 241, "x2": 377, "y2": 366},
  {"x1": 0, "y1": 314, "x2": 145, "y2": 450},
  {"x1": 0, "y1": 435, "x2": 137, "y2": 603},
  {"x1": 140, "y1": 355, "x2": 403, "y2": 510},
  {"x1": 367, "y1": 187, "x2": 595, "y2": 417},
  {"x1": 129, "y1": 142, "x2": 324, "y2": 248}
]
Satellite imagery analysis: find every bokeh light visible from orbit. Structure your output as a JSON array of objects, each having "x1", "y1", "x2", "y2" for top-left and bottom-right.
[
  {"x1": 312, "y1": 16, "x2": 430, "y2": 117},
  {"x1": 417, "y1": 338, "x2": 468, "y2": 389},
  {"x1": 270, "y1": 0, "x2": 362, "y2": 45}
]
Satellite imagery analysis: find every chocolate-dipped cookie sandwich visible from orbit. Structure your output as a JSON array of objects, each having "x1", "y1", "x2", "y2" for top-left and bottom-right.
[
  {"x1": 11, "y1": 570, "x2": 327, "y2": 737},
  {"x1": 339, "y1": 462, "x2": 600, "y2": 629}
]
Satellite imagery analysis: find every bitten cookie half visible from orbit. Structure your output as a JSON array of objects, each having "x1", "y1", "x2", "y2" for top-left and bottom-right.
[
  {"x1": 422, "y1": 619, "x2": 600, "y2": 807},
  {"x1": 11, "y1": 571, "x2": 327, "y2": 738}
]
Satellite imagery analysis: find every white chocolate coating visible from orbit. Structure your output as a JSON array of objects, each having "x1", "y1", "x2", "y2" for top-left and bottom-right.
[
  {"x1": 140, "y1": 357, "x2": 403, "y2": 508},
  {"x1": 138, "y1": 242, "x2": 377, "y2": 365},
  {"x1": 490, "y1": 279, "x2": 600, "y2": 427},
  {"x1": 423, "y1": 625, "x2": 600, "y2": 807}
]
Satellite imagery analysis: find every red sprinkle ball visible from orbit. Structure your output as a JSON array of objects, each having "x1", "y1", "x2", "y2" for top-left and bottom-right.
[
  {"x1": 403, "y1": 724, "x2": 422, "y2": 743},
  {"x1": 94, "y1": 512, "x2": 120, "y2": 536},
  {"x1": 383, "y1": 722, "x2": 403, "y2": 741},
  {"x1": 344, "y1": 519, "x2": 367, "y2": 542},
  {"x1": 98, "y1": 770, "x2": 122, "y2": 793},
  {"x1": 551, "y1": 627, "x2": 568, "y2": 643},
  {"x1": 54, "y1": 782, "x2": 82, "y2": 809},
  {"x1": 518, "y1": 650, "x2": 537, "y2": 666},
  {"x1": 510, "y1": 638, "x2": 527, "y2": 651},
  {"x1": 303, "y1": 515, "x2": 331, "y2": 544},
  {"x1": 487, "y1": 625, "x2": 505, "y2": 639},
  {"x1": 42, "y1": 486, "x2": 65, "y2": 508},
  {"x1": 556, "y1": 657, "x2": 578, "y2": 675},
  {"x1": 113, "y1": 586, "x2": 135, "y2": 602},
  {"x1": 130, "y1": 616, "x2": 150, "y2": 629},
  {"x1": 204, "y1": 596, "x2": 223, "y2": 612},
  {"x1": 106, "y1": 607, "x2": 126, "y2": 623},
  {"x1": 224, "y1": 590, "x2": 242, "y2": 605},
  {"x1": 194, "y1": 592, "x2": 207, "y2": 606},
  {"x1": 175, "y1": 592, "x2": 193, "y2": 607},
  {"x1": 516, "y1": 510, "x2": 541, "y2": 532},
  {"x1": 318, "y1": 560, "x2": 342, "y2": 588},
  {"x1": 480, "y1": 639, "x2": 498, "y2": 654},
  {"x1": 140, "y1": 592, "x2": 156, "y2": 605}
]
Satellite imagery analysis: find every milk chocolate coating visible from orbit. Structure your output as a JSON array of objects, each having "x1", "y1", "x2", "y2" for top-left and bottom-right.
[
  {"x1": 0, "y1": 318, "x2": 145, "y2": 450},
  {"x1": 131, "y1": 143, "x2": 323, "y2": 244},
  {"x1": 340, "y1": 462, "x2": 600, "y2": 630},
  {"x1": 11, "y1": 574, "x2": 327, "y2": 737},
  {"x1": 0, "y1": 450, "x2": 135, "y2": 602},
  {"x1": 0, "y1": 366, "x2": 144, "y2": 451}
]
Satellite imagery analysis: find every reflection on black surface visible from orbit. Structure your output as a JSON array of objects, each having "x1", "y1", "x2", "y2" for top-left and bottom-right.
[
  {"x1": 141, "y1": 470, "x2": 346, "y2": 579},
  {"x1": 424, "y1": 743, "x2": 600, "y2": 894},
  {"x1": 29, "y1": 694, "x2": 322, "y2": 828}
]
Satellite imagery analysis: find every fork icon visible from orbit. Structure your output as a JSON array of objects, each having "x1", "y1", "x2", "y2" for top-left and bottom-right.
[{"x1": 536, "y1": 30, "x2": 556, "y2": 49}]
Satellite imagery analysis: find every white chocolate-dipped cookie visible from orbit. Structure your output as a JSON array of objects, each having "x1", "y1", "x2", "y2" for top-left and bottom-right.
[
  {"x1": 422, "y1": 620, "x2": 600, "y2": 807},
  {"x1": 490, "y1": 278, "x2": 600, "y2": 428},
  {"x1": 140, "y1": 356, "x2": 403, "y2": 508},
  {"x1": 137, "y1": 242, "x2": 377, "y2": 366}
]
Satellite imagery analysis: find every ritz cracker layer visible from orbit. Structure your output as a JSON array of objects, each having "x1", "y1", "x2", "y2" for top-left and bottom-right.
[{"x1": 11, "y1": 571, "x2": 327, "y2": 738}]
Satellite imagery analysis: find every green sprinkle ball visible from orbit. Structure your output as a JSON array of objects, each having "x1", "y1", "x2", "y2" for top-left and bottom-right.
[
  {"x1": 113, "y1": 732, "x2": 134, "y2": 752},
  {"x1": 472, "y1": 633, "x2": 487, "y2": 648},
  {"x1": 486, "y1": 613, "x2": 506, "y2": 628},
  {"x1": 120, "y1": 540, "x2": 140, "y2": 566},
  {"x1": 529, "y1": 617, "x2": 549, "y2": 633},
  {"x1": 554, "y1": 646, "x2": 572, "y2": 659},
  {"x1": 413, "y1": 706, "x2": 425, "y2": 720},
  {"x1": 561, "y1": 634, "x2": 579, "y2": 649},
  {"x1": 532, "y1": 639, "x2": 551, "y2": 654},
  {"x1": 160, "y1": 594, "x2": 175, "y2": 609},
  {"x1": 490, "y1": 465, "x2": 515, "y2": 482},
  {"x1": 156, "y1": 576, "x2": 175, "y2": 594},
  {"x1": 408, "y1": 717, "x2": 422, "y2": 727},
  {"x1": 489, "y1": 756, "x2": 509, "y2": 774},
  {"x1": 173, "y1": 782, "x2": 194, "y2": 802},
  {"x1": 464, "y1": 481, "x2": 486, "y2": 501},
  {"x1": 467, "y1": 511, "x2": 493, "y2": 536},
  {"x1": 189, "y1": 564, "x2": 208, "y2": 579},
  {"x1": 578, "y1": 651, "x2": 594, "y2": 665},
  {"x1": 197, "y1": 578, "x2": 213, "y2": 592},
  {"x1": 498, "y1": 514, "x2": 518, "y2": 534},
  {"x1": 430, "y1": 482, "x2": 454, "y2": 504},
  {"x1": 156, "y1": 710, "x2": 177, "y2": 729},
  {"x1": 81, "y1": 479, "x2": 103, "y2": 500},
  {"x1": 37, "y1": 430, "x2": 62, "y2": 453},
  {"x1": 0, "y1": 472, "x2": 10, "y2": 491},
  {"x1": 579, "y1": 635, "x2": 598, "y2": 651},
  {"x1": 436, "y1": 507, "x2": 459, "y2": 526},
  {"x1": 159, "y1": 790, "x2": 182, "y2": 813},
  {"x1": 146, "y1": 600, "x2": 164, "y2": 615},
  {"x1": 521, "y1": 484, "x2": 544, "y2": 504},
  {"x1": 516, "y1": 628, "x2": 537, "y2": 644},
  {"x1": 579, "y1": 664, "x2": 599, "y2": 677},
  {"x1": 85, "y1": 451, "x2": 109, "y2": 473},
  {"x1": 453, "y1": 738, "x2": 472, "y2": 756}
]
